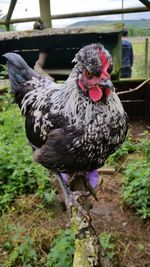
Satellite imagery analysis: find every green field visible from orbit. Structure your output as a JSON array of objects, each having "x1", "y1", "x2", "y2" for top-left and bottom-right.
[{"x1": 131, "y1": 37, "x2": 150, "y2": 79}]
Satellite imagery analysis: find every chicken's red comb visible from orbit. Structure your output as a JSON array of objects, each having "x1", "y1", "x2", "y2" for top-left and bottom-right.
[
  {"x1": 97, "y1": 48, "x2": 111, "y2": 72},
  {"x1": 97, "y1": 48, "x2": 108, "y2": 66},
  {"x1": 97, "y1": 48, "x2": 111, "y2": 80}
]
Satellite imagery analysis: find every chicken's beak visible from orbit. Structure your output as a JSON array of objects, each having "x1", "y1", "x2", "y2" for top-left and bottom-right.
[{"x1": 99, "y1": 79, "x2": 114, "y2": 91}]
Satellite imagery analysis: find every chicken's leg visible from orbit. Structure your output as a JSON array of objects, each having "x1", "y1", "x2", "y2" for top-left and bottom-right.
[
  {"x1": 57, "y1": 173, "x2": 90, "y2": 219},
  {"x1": 57, "y1": 170, "x2": 99, "y2": 219}
]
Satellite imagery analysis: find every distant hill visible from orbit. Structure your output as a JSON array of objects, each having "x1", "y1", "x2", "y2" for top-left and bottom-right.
[{"x1": 69, "y1": 19, "x2": 150, "y2": 29}]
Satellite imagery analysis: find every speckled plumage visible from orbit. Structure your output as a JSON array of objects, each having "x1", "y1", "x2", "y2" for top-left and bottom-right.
[{"x1": 4, "y1": 43, "x2": 128, "y2": 174}]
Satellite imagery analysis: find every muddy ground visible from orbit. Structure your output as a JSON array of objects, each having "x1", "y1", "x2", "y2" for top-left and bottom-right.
[{"x1": 91, "y1": 172, "x2": 150, "y2": 267}]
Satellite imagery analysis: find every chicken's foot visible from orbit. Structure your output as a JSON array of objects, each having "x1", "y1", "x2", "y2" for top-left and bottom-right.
[{"x1": 57, "y1": 173, "x2": 90, "y2": 220}]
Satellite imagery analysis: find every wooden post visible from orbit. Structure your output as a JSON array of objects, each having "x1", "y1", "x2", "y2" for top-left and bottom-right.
[
  {"x1": 5, "y1": 0, "x2": 17, "y2": 31},
  {"x1": 145, "y1": 80, "x2": 150, "y2": 122},
  {"x1": 145, "y1": 38, "x2": 149, "y2": 77},
  {"x1": 39, "y1": 0, "x2": 52, "y2": 28},
  {"x1": 72, "y1": 209, "x2": 101, "y2": 267},
  {"x1": 138, "y1": 0, "x2": 150, "y2": 9},
  {"x1": 0, "y1": 6, "x2": 149, "y2": 27}
]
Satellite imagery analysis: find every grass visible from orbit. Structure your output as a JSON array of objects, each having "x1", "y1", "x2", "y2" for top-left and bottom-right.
[
  {"x1": 130, "y1": 37, "x2": 150, "y2": 78},
  {"x1": 132, "y1": 41, "x2": 145, "y2": 78},
  {"x1": 0, "y1": 194, "x2": 68, "y2": 266},
  {"x1": 107, "y1": 131, "x2": 150, "y2": 219},
  {"x1": 0, "y1": 92, "x2": 56, "y2": 213},
  {"x1": 0, "y1": 92, "x2": 71, "y2": 266}
]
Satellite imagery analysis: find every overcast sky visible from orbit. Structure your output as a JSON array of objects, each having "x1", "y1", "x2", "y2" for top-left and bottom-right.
[{"x1": 1, "y1": 0, "x2": 150, "y2": 30}]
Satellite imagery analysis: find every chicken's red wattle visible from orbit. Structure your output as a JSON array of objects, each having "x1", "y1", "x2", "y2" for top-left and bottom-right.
[{"x1": 89, "y1": 86, "x2": 103, "y2": 102}]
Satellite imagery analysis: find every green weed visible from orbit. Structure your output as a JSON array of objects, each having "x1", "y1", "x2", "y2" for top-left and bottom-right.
[
  {"x1": 0, "y1": 93, "x2": 54, "y2": 212},
  {"x1": 122, "y1": 159, "x2": 150, "y2": 219},
  {"x1": 2, "y1": 225, "x2": 74, "y2": 267},
  {"x1": 3, "y1": 223, "x2": 38, "y2": 267},
  {"x1": 136, "y1": 133, "x2": 150, "y2": 159},
  {"x1": 46, "y1": 229, "x2": 75, "y2": 267},
  {"x1": 107, "y1": 131, "x2": 150, "y2": 219},
  {"x1": 107, "y1": 136, "x2": 136, "y2": 166},
  {"x1": 121, "y1": 133, "x2": 150, "y2": 219},
  {"x1": 99, "y1": 232, "x2": 117, "y2": 262}
]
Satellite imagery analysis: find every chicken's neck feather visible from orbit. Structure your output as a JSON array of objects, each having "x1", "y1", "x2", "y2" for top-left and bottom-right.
[
  {"x1": 21, "y1": 69, "x2": 124, "y2": 128},
  {"x1": 51, "y1": 72, "x2": 93, "y2": 126}
]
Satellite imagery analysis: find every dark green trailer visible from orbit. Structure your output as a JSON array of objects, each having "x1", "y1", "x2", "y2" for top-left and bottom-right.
[{"x1": 0, "y1": 23, "x2": 122, "y2": 80}]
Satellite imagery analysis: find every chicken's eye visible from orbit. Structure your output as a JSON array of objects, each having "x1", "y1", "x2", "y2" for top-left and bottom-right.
[
  {"x1": 85, "y1": 70, "x2": 93, "y2": 79},
  {"x1": 107, "y1": 63, "x2": 113, "y2": 74}
]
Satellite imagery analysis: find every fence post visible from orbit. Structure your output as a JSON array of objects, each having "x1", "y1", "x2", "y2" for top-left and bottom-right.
[
  {"x1": 39, "y1": 0, "x2": 52, "y2": 27},
  {"x1": 145, "y1": 38, "x2": 149, "y2": 77}
]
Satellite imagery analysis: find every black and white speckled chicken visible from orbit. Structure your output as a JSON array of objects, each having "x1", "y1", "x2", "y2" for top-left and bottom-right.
[{"x1": 4, "y1": 43, "x2": 128, "y2": 209}]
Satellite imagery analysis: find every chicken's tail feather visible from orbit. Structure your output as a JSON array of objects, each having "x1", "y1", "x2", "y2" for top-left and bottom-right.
[{"x1": 3, "y1": 52, "x2": 39, "y2": 94}]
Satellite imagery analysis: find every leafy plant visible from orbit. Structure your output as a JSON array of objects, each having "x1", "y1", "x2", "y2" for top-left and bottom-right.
[
  {"x1": 122, "y1": 159, "x2": 150, "y2": 219},
  {"x1": 99, "y1": 232, "x2": 117, "y2": 261},
  {"x1": 0, "y1": 64, "x2": 8, "y2": 77},
  {"x1": 120, "y1": 134, "x2": 150, "y2": 219},
  {"x1": 107, "y1": 136, "x2": 136, "y2": 166},
  {"x1": 107, "y1": 132, "x2": 150, "y2": 166},
  {"x1": 3, "y1": 223, "x2": 38, "y2": 267},
  {"x1": 0, "y1": 93, "x2": 54, "y2": 212},
  {"x1": 136, "y1": 133, "x2": 150, "y2": 159},
  {"x1": 46, "y1": 229, "x2": 75, "y2": 267}
]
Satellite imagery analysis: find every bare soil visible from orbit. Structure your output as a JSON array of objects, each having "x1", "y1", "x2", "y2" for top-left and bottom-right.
[{"x1": 91, "y1": 173, "x2": 150, "y2": 267}]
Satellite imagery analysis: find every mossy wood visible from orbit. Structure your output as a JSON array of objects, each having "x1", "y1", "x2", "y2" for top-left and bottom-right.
[{"x1": 70, "y1": 175, "x2": 112, "y2": 267}]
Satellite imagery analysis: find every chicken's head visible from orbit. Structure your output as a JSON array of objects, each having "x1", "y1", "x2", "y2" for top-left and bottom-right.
[{"x1": 73, "y1": 43, "x2": 114, "y2": 102}]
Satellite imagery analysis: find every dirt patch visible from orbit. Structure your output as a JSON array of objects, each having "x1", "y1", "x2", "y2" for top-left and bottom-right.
[
  {"x1": 129, "y1": 121, "x2": 150, "y2": 140},
  {"x1": 90, "y1": 173, "x2": 150, "y2": 267}
]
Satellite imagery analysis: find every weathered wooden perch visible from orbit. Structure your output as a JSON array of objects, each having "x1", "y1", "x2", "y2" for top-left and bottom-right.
[
  {"x1": 69, "y1": 174, "x2": 101, "y2": 267},
  {"x1": 98, "y1": 167, "x2": 116, "y2": 175},
  {"x1": 69, "y1": 174, "x2": 112, "y2": 267}
]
